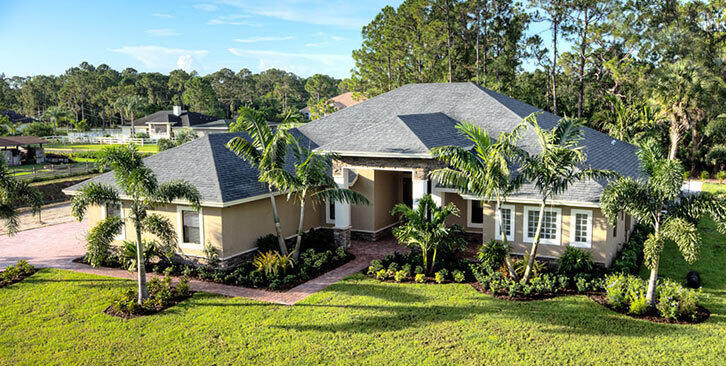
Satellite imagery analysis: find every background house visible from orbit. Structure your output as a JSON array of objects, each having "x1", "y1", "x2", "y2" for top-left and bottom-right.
[
  {"x1": 122, "y1": 106, "x2": 232, "y2": 139},
  {"x1": 300, "y1": 92, "x2": 367, "y2": 119}
]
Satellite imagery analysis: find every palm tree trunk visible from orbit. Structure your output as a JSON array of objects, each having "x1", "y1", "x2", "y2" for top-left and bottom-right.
[
  {"x1": 495, "y1": 199, "x2": 517, "y2": 280},
  {"x1": 268, "y1": 186, "x2": 288, "y2": 255},
  {"x1": 522, "y1": 201, "x2": 546, "y2": 282},
  {"x1": 646, "y1": 220, "x2": 661, "y2": 305},
  {"x1": 135, "y1": 221, "x2": 148, "y2": 304},
  {"x1": 292, "y1": 192, "x2": 306, "y2": 260}
]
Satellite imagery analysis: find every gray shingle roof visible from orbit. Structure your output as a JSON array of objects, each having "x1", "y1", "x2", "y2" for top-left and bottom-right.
[
  {"x1": 129, "y1": 110, "x2": 223, "y2": 128},
  {"x1": 298, "y1": 82, "x2": 641, "y2": 204},
  {"x1": 67, "y1": 82, "x2": 641, "y2": 206}
]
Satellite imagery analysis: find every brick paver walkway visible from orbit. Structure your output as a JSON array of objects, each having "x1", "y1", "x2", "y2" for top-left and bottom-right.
[{"x1": 0, "y1": 221, "x2": 403, "y2": 305}]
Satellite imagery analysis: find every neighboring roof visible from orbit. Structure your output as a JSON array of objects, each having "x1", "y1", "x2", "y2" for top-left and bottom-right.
[
  {"x1": 298, "y1": 82, "x2": 641, "y2": 203},
  {"x1": 128, "y1": 109, "x2": 223, "y2": 128},
  {"x1": 0, "y1": 136, "x2": 48, "y2": 147},
  {"x1": 300, "y1": 92, "x2": 367, "y2": 114},
  {"x1": 0, "y1": 110, "x2": 36, "y2": 124}
]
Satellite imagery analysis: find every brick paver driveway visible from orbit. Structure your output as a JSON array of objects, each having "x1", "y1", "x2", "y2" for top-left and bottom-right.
[{"x1": 0, "y1": 221, "x2": 86, "y2": 269}]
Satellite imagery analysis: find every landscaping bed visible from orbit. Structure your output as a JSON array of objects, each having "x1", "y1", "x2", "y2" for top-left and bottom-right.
[
  {"x1": 105, "y1": 275, "x2": 193, "y2": 319},
  {"x1": 589, "y1": 293, "x2": 710, "y2": 324},
  {"x1": 0, "y1": 260, "x2": 36, "y2": 287}
]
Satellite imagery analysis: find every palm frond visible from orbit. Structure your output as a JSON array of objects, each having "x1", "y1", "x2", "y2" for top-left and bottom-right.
[
  {"x1": 71, "y1": 183, "x2": 120, "y2": 221},
  {"x1": 661, "y1": 217, "x2": 700, "y2": 264},
  {"x1": 84, "y1": 216, "x2": 124, "y2": 267},
  {"x1": 142, "y1": 214, "x2": 177, "y2": 257},
  {"x1": 313, "y1": 187, "x2": 370, "y2": 206},
  {"x1": 226, "y1": 137, "x2": 262, "y2": 167},
  {"x1": 154, "y1": 180, "x2": 201, "y2": 210}
]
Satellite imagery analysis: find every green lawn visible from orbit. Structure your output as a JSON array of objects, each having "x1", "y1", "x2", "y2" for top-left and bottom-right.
[
  {"x1": 1, "y1": 228, "x2": 725, "y2": 365},
  {"x1": 45, "y1": 143, "x2": 159, "y2": 153},
  {"x1": 703, "y1": 182, "x2": 726, "y2": 194}
]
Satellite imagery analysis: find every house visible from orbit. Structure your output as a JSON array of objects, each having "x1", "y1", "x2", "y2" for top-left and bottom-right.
[
  {"x1": 0, "y1": 136, "x2": 47, "y2": 166},
  {"x1": 122, "y1": 106, "x2": 233, "y2": 139},
  {"x1": 0, "y1": 110, "x2": 36, "y2": 124},
  {"x1": 300, "y1": 92, "x2": 366, "y2": 119},
  {"x1": 65, "y1": 83, "x2": 639, "y2": 267}
]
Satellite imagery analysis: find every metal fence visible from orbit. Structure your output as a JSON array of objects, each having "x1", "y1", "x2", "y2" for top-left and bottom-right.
[
  {"x1": 11, "y1": 162, "x2": 97, "y2": 181},
  {"x1": 47, "y1": 135, "x2": 158, "y2": 145}
]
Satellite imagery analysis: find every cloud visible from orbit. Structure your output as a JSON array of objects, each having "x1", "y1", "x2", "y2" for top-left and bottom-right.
[
  {"x1": 228, "y1": 48, "x2": 352, "y2": 77},
  {"x1": 177, "y1": 55, "x2": 194, "y2": 71},
  {"x1": 145, "y1": 29, "x2": 182, "y2": 37},
  {"x1": 207, "y1": 14, "x2": 259, "y2": 26},
  {"x1": 151, "y1": 13, "x2": 174, "y2": 18},
  {"x1": 304, "y1": 42, "x2": 328, "y2": 48},
  {"x1": 233, "y1": 36, "x2": 294, "y2": 43},
  {"x1": 193, "y1": 3, "x2": 218, "y2": 11},
  {"x1": 111, "y1": 46, "x2": 208, "y2": 71},
  {"x1": 218, "y1": 0, "x2": 371, "y2": 29}
]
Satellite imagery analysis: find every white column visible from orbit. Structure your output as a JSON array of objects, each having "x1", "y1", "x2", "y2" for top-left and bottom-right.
[
  {"x1": 412, "y1": 178, "x2": 428, "y2": 210},
  {"x1": 431, "y1": 185, "x2": 442, "y2": 207},
  {"x1": 334, "y1": 169, "x2": 351, "y2": 228}
]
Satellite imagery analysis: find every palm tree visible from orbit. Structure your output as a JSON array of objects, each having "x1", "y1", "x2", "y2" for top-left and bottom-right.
[
  {"x1": 601, "y1": 140, "x2": 726, "y2": 305},
  {"x1": 429, "y1": 120, "x2": 530, "y2": 279},
  {"x1": 114, "y1": 95, "x2": 145, "y2": 136},
  {"x1": 391, "y1": 194, "x2": 464, "y2": 274},
  {"x1": 71, "y1": 144, "x2": 201, "y2": 304},
  {"x1": 516, "y1": 115, "x2": 616, "y2": 282},
  {"x1": 42, "y1": 106, "x2": 69, "y2": 133},
  {"x1": 0, "y1": 156, "x2": 42, "y2": 235},
  {"x1": 265, "y1": 138, "x2": 370, "y2": 260},
  {"x1": 226, "y1": 107, "x2": 296, "y2": 255}
]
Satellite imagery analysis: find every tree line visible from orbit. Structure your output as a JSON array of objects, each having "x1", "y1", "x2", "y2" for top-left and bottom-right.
[
  {"x1": 0, "y1": 63, "x2": 344, "y2": 128},
  {"x1": 348, "y1": 0, "x2": 726, "y2": 175}
]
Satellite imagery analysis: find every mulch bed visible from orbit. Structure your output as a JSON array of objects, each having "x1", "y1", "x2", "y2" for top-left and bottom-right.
[
  {"x1": 104, "y1": 292, "x2": 194, "y2": 319},
  {"x1": 588, "y1": 294, "x2": 711, "y2": 324},
  {"x1": 469, "y1": 282, "x2": 602, "y2": 301},
  {"x1": 0, "y1": 269, "x2": 38, "y2": 288}
]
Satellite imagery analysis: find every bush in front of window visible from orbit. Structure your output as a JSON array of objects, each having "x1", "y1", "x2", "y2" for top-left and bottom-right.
[{"x1": 556, "y1": 247, "x2": 595, "y2": 278}]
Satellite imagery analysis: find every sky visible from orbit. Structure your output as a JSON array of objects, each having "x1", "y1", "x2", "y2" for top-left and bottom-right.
[{"x1": 0, "y1": 0, "x2": 403, "y2": 79}]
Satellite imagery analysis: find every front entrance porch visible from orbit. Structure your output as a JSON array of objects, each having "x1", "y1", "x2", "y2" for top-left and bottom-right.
[{"x1": 330, "y1": 156, "x2": 444, "y2": 247}]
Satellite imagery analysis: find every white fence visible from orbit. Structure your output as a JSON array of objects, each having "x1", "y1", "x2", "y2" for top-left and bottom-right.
[{"x1": 47, "y1": 135, "x2": 158, "y2": 146}]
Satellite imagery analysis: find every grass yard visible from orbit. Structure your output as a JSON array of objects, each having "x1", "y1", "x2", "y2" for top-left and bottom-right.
[
  {"x1": 45, "y1": 143, "x2": 159, "y2": 153},
  {"x1": 703, "y1": 182, "x2": 726, "y2": 194},
  {"x1": 1, "y1": 223, "x2": 725, "y2": 365}
]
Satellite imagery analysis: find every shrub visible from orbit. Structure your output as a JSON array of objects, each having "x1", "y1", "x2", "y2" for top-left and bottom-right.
[
  {"x1": 252, "y1": 251, "x2": 294, "y2": 277},
  {"x1": 414, "y1": 273, "x2": 426, "y2": 283},
  {"x1": 682, "y1": 171, "x2": 690, "y2": 181},
  {"x1": 513, "y1": 255, "x2": 544, "y2": 278},
  {"x1": 368, "y1": 260, "x2": 384, "y2": 275},
  {"x1": 604, "y1": 273, "x2": 632, "y2": 310},
  {"x1": 453, "y1": 270, "x2": 465, "y2": 283},
  {"x1": 557, "y1": 247, "x2": 594, "y2": 278},
  {"x1": 388, "y1": 262, "x2": 399, "y2": 271},
  {"x1": 133, "y1": 132, "x2": 149, "y2": 138},
  {"x1": 401, "y1": 264, "x2": 412, "y2": 277},
  {"x1": 414, "y1": 265, "x2": 424, "y2": 275},
  {"x1": 435, "y1": 269, "x2": 448, "y2": 284},
  {"x1": 507, "y1": 281, "x2": 522, "y2": 297},
  {"x1": 656, "y1": 279, "x2": 700, "y2": 320},
  {"x1": 376, "y1": 269, "x2": 388, "y2": 280},
  {"x1": 300, "y1": 228, "x2": 335, "y2": 252},
  {"x1": 700, "y1": 171, "x2": 710, "y2": 182},
  {"x1": 22, "y1": 122, "x2": 54, "y2": 137},
  {"x1": 0, "y1": 260, "x2": 36, "y2": 286},
  {"x1": 394, "y1": 270, "x2": 407, "y2": 282},
  {"x1": 255, "y1": 234, "x2": 281, "y2": 253},
  {"x1": 717, "y1": 171, "x2": 726, "y2": 184},
  {"x1": 611, "y1": 223, "x2": 650, "y2": 274},
  {"x1": 110, "y1": 274, "x2": 190, "y2": 316},
  {"x1": 476, "y1": 239, "x2": 507, "y2": 270}
]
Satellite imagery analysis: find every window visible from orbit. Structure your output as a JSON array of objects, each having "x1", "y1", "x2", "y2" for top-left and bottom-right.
[
  {"x1": 569, "y1": 209, "x2": 592, "y2": 248},
  {"x1": 523, "y1": 206, "x2": 561, "y2": 245},
  {"x1": 326, "y1": 199, "x2": 336, "y2": 224},
  {"x1": 177, "y1": 206, "x2": 203, "y2": 247},
  {"x1": 467, "y1": 200, "x2": 483, "y2": 227},
  {"x1": 494, "y1": 204, "x2": 515, "y2": 242},
  {"x1": 104, "y1": 203, "x2": 125, "y2": 240},
  {"x1": 152, "y1": 124, "x2": 167, "y2": 134}
]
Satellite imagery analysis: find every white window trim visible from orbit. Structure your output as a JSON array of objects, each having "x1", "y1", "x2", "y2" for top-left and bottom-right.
[
  {"x1": 494, "y1": 204, "x2": 515, "y2": 242},
  {"x1": 523, "y1": 206, "x2": 561, "y2": 245},
  {"x1": 466, "y1": 199, "x2": 483, "y2": 228},
  {"x1": 325, "y1": 198, "x2": 335, "y2": 224},
  {"x1": 102, "y1": 203, "x2": 126, "y2": 241},
  {"x1": 569, "y1": 209, "x2": 593, "y2": 248},
  {"x1": 177, "y1": 206, "x2": 204, "y2": 249}
]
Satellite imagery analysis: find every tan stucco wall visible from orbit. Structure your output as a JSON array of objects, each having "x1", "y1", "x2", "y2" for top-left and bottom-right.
[
  {"x1": 350, "y1": 169, "x2": 375, "y2": 232},
  {"x1": 83, "y1": 194, "x2": 328, "y2": 260},
  {"x1": 220, "y1": 194, "x2": 326, "y2": 258},
  {"x1": 443, "y1": 192, "x2": 626, "y2": 266}
]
